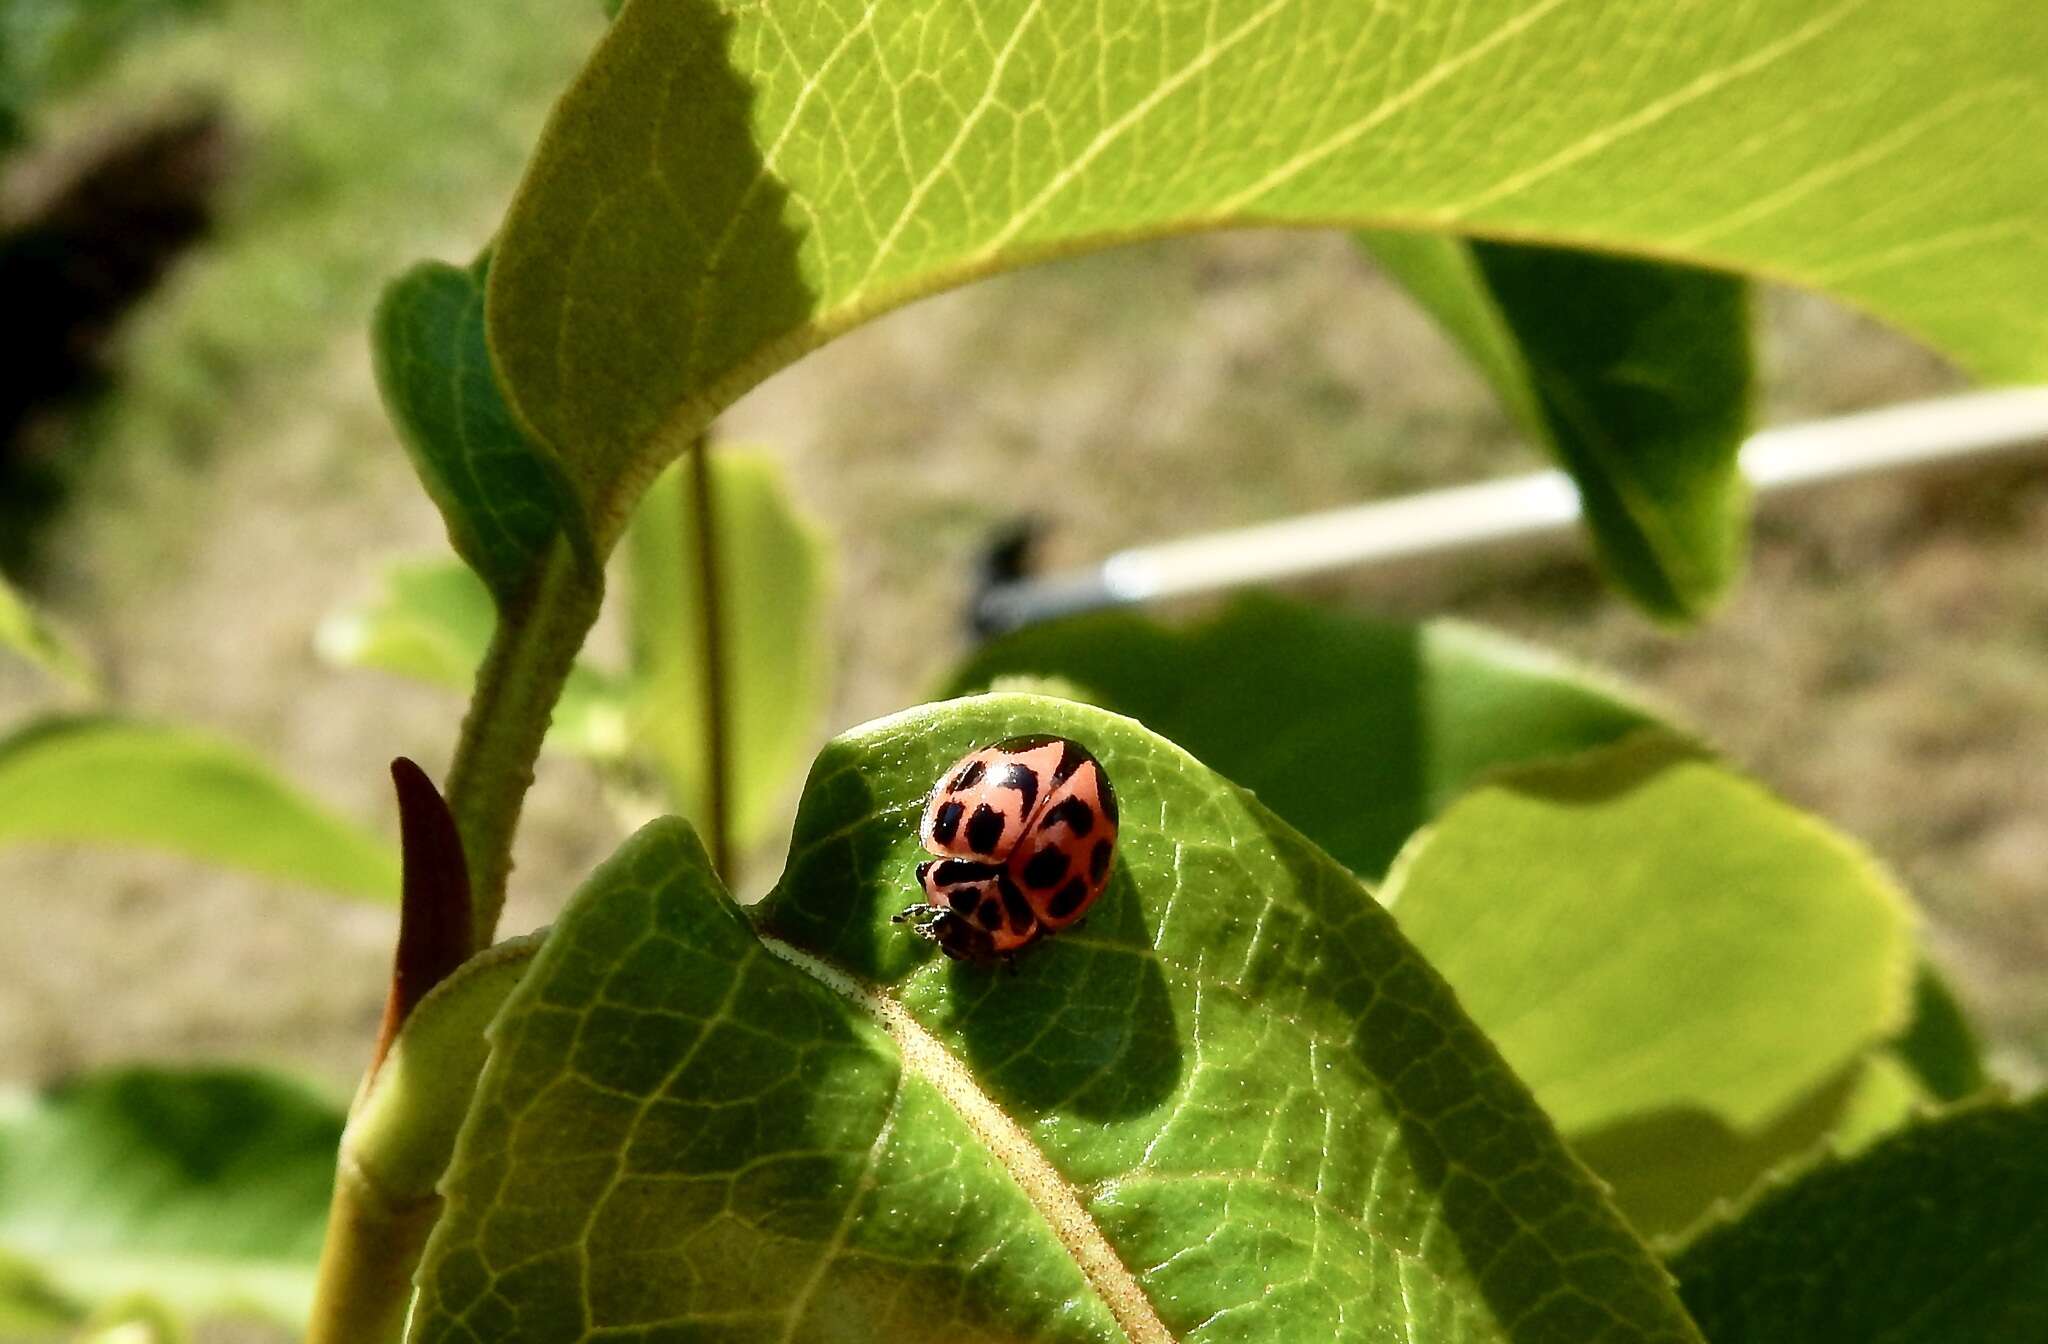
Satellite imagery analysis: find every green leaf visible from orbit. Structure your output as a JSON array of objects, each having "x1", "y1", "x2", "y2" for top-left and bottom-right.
[
  {"x1": 945, "y1": 595, "x2": 1661, "y2": 878},
  {"x1": 0, "y1": 1067, "x2": 344, "y2": 1330},
  {"x1": 488, "y1": 0, "x2": 2048, "y2": 532},
  {"x1": 0, "y1": 716, "x2": 399, "y2": 901},
  {"x1": 317, "y1": 558, "x2": 631, "y2": 760},
  {"x1": 414, "y1": 696, "x2": 1703, "y2": 1343},
  {"x1": 372, "y1": 256, "x2": 584, "y2": 601},
  {"x1": 345, "y1": 936, "x2": 542, "y2": 1206},
  {"x1": 1672, "y1": 1097, "x2": 2048, "y2": 1342},
  {"x1": 1382, "y1": 735, "x2": 1918, "y2": 1235},
  {"x1": 623, "y1": 447, "x2": 830, "y2": 860},
  {"x1": 0, "y1": 574, "x2": 96, "y2": 693},
  {"x1": 1569, "y1": 1056, "x2": 1924, "y2": 1246},
  {"x1": 1360, "y1": 235, "x2": 1750, "y2": 620},
  {"x1": 1890, "y1": 962, "x2": 1992, "y2": 1103}
]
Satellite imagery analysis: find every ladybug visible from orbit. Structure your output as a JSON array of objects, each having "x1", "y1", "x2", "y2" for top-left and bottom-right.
[{"x1": 892, "y1": 734, "x2": 1118, "y2": 964}]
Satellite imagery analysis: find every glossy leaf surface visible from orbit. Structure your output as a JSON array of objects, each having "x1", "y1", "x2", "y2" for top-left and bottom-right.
[{"x1": 411, "y1": 695, "x2": 1702, "y2": 1342}]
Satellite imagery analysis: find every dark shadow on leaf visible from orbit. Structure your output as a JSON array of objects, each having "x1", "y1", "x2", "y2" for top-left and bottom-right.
[
  {"x1": 1570, "y1": 1065, "x2": 1888, "y2": 1244},
  {"x1": 942, "y1": 851, "x2": 1180, "y2": 1121}
]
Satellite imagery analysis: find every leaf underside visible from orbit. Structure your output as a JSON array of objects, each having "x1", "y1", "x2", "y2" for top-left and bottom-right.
[
  {"x1": 1359, "y1": 235, "x2": 1751, "y2": 620},
  {"x1": 488, "y1": 0, "x2": 2047, "y2": 534},
  {"x1": 412, "y1": 695, "x2": 1701, "y2": 1343}
]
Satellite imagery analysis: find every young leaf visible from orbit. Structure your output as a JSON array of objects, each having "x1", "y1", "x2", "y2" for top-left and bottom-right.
[
  {"x1": 412, "y1": 696, "x2": 1703, "y2": 1343},
  {"x1": 0, "y1": 573, "x2": 95, "y2": 693},
  {"x1": 373, "y1": 256, "x2": 583, "y2": 602},
  {"x1": 1672, "y1": 1097, "x2": 2048, "y2": 1342},
  {"x1": 945, "y1": 596, "x2": 1660, "y2": 878},
  {"x1": 1360, "y1": 235, "x2": 1751, "y2": 620},
  {"x1": 624, "y1": 448, "x2": 829, "y2": 864},
  {"x1": 317, "y1": 558, "x2": 631, "y2": 760},
  {"x1": 0, "y1": 716, "x2": 399, "y2": 901},
  {"x1": 488, "y1": 0, "x2": 2047, "y2": 533},
  {"x1": 1382, "y1": 735, "x2": 1918, "y2": 1235},
  {"x1": 0, "y1": 1067, "x2": 343, "y2": 1329}
]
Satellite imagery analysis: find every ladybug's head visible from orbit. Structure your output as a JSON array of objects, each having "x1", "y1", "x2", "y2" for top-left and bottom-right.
[{"x1": 926, "y1": 909, "x2": 998, "y2": 963}]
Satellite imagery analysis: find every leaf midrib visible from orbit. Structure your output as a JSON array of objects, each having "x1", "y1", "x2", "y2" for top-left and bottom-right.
[{"x1": 755, "y1": 934, "x2": 1175, "y2": 1344}]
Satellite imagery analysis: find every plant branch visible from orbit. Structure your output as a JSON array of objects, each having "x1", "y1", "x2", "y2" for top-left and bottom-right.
[
  {"x1": 684, "y1": 436, "x2": 732, "y2": 879},
  {"x1": 445, "y1": 533, "x2": 605, "y2": 947}
]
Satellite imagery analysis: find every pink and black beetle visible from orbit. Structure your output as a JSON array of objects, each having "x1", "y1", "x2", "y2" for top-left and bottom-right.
[{"x1": 893, "y1": 735, "x2": 1118, "y2": 963}]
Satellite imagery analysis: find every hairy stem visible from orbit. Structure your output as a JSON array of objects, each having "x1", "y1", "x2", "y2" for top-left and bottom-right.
[
  {"x1": 684, "y1": 437, "x2": 733, "y2": 878},
  {"x1": 445, "y1": 533, "x2": 605, "y2": 948}
]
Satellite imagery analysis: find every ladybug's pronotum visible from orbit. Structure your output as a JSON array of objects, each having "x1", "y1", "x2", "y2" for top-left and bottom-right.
[{"x1": 892, "y1": 735, "x2": 1118, "y2": 963}]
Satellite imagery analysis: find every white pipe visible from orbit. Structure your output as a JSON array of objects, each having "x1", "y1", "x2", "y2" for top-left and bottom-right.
[{"x1": 975, "y1": 387, "x2": 2048, "y2": 631}]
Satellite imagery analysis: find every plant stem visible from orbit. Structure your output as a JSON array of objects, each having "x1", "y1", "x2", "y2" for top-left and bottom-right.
[
  {"x1": 303, "y1": 1160, "x2": 441, "y2": 1344},
  {"x1": 684, "y1": 437, "x2": 733, "y2": 879},
  {"x1": 445, "y1": 533, "x2": 605, "y2": 947}
]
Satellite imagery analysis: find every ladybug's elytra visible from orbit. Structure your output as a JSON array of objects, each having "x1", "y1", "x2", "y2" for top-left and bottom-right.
[{"x1": 892, "y1": 735, "x2": 1118, "y2": 964}]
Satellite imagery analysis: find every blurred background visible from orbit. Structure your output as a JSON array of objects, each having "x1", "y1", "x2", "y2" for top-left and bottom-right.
[{"x1": 2, "y1": 0, "x2": 2044, "y2": 1121}]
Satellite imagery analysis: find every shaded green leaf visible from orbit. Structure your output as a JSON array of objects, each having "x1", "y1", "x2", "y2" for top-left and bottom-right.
[
  {"x1": 317, "y1": 557, "x2": 630, "y2": 760},
  {"x1": 1382, "y1": 735, "x2": 1918, "y2": 1235},
  {"x1": 1361, "y1": 234, "x2": 1750, "y2": 620},
  {"x1": 945, "y1": 595, "x2": 1661, "y2": 878},
  {"x1": 488, "y1": 0, "x2": 2047, "y2": 531},
  {"x1": 624, "y1": 447, "x2": 829, "y2": 860},
  {"x1": 373, "y1": 256, "x2": 582, "y2": 600},
  {"x1": 1569, "y1": 1056, "x2": 1924, "y2": 1246},
  {"x1": 1672, "y1": 1097, "x2": 2048, "y2": 1343},
  {"x1": 1890, "y1": 962, "x2": 1992, "y2": 1103},
  {"x1": 0, "y1": 574, "x2": 95, "y2": 693},
  {"x1": 345, "y1": 936, "x2": 541, "y2": 1205},
  {"x1": 0, "y1": 1067, "x2": 343, "y2": 1330},
  {"x1": 0, "y1": 716, "x2": 398, "y2": 901},
  {"x1": 415, "y1": 695, "x2": 1703, "y2": 1342}
]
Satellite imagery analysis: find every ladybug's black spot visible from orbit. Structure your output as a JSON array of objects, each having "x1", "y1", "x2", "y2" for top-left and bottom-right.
[
  {"x1": 949, "y1": 759, "x2": 986, "y2": 794},
  {"x1": 1096, "y1": 771, "x2": 1119, "y2": 826},
  {"x1": 966, "y1": 804, "x2": 1006, "y2": 855},
  {"x1": 1048, "y1": 879, "x2": 1091, "y2": 920},
  {"x1": 1021, "y1": 847, "x2": 1068, "y2": 890},
  {"x1": 916, "y1": 860, "x2": 935, "y2": 888},
  {"x1": 1052, "y1": 738, "x2": 1091, "y2": 785},
  {"x1": 998, "y1": 874, "x2": 1035, "y2": 932},
  {"x1": 973, "y1": 893, "x2": 1003, "y2": 929},
  {"x1": 1090, "y1": 839, "x2": 1112, "y2": 882},
  {"x1": 931, "y1": 801, "x2": 964, "y2": 845},
  {"x1": 1039, "y1": 796, "x2": 1094, "y2": 836},
  {"x1": 998, "y1": 761, "x2": 1039, "y2": 816},
  {"x1": 935, "y1": 859, "x2": 997, "y2": 886}
]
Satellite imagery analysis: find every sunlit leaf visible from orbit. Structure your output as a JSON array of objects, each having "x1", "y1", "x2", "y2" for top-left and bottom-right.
[
  {"x1": 623, "y1": 447, "x2": 829, "y2": 861},
  {"x1": 1382, "y1": 735, "x2": 1919, "y2": 1237},
  {"x1": 487, "y1": 0, "x2": 2047, "y2": 536},
  {"x1": 411, "y1": 695, "x2": 1702, "y2": 1343},
  {"x1": 1673, "y1": 1097, "x2": 2048, "y2": 1342},
  {"x1": 0, "y1": 574, "x2": 95, "y2": 693},
  {"x1": 317, "y1": 558, "x2": 630, "y2": 760},
  {"x1": 1361, "y1": 234, "x2": 1750, "y2": 620},
  {"x1": 0, "y1": 716, "x2": 398, "y2": 901}
]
